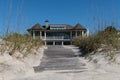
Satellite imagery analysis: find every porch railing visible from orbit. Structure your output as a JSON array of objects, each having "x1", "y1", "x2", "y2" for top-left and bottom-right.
[{"x1": 41, "y1": 36, "x2": 71, "y2": 40}]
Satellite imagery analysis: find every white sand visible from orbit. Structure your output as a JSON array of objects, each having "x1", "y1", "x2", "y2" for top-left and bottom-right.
[
  {"x1": 1, "y1": 45, "x2": 120, "y2": 80},
  {"x1": 0, "y1": 46, "x2": 46, "y2": 80}
]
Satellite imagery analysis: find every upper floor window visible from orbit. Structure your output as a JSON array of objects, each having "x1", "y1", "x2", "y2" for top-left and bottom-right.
[{"x1": 50, "y1": 24, "x2": 66, "y2": 30}]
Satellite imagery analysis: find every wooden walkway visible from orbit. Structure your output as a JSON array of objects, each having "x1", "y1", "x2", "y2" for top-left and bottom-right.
[{"x1": 33, "y1": 46, "x2": 86, "y2": 72}]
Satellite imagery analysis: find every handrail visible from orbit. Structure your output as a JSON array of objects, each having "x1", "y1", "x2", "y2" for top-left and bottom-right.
[{"x1": 41, "y1": 36, "x2": 71, "y2": 40}]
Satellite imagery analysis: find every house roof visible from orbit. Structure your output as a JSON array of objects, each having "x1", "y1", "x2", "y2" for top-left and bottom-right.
[
  {"x1": 66, "y1": 25, "x2": 73, "y2": 30},
  {"x1": 74, "y1": 23, "x2": 86, "y2": 30},
  {"x1": 27, "y1": 22, "x2": 87, "y2": 31},
  {"x1": 31, "y1": 24, "x2": 45, "y2": 30}
]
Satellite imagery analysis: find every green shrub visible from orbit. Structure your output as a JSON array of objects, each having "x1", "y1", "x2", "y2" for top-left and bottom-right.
[
  {"x1": 73, "y1": 26, "x2": 120, "y2": 57},
  {"x1": 73, "y1": 36, "x2": 101, "y2": 56}
]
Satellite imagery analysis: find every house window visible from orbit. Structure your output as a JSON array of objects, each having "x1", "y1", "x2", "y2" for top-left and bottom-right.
[{"x1": 50, "y1": 25, "x2": 66, "y2": 30}]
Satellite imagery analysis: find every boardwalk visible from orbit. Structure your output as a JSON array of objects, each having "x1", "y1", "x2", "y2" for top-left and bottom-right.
[
  {"x1": 17, "y1": 46, "x2": 88, "y2": 80},
  {"x1": 14, "y1": 46, "x2": 120, "y2": 80},
  {"x1": 33, "y1": 46, "x2": 86, "y2": 72}
]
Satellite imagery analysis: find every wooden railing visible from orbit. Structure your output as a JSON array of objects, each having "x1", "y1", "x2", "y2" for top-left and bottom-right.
[{"x1": 41, "y1": 36, "x2": 71, "y2": 40}]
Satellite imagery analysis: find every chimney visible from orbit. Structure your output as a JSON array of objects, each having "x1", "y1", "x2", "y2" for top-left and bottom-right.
[{"x1": 45, "y1": 20, "x2": 49, "y2": 28}]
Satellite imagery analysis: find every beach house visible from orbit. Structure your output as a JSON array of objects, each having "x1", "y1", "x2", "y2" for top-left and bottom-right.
[{"x1": 27, "y1": 20, "x2": 88, "y2": 45}]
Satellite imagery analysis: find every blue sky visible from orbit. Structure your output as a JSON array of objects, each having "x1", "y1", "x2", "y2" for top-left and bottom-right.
[{"x1": 0, "y1": 0, "x2": 120, "y2": 35}]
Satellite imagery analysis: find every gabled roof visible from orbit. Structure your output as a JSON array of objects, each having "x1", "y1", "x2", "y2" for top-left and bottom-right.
[
  {"x1": 66, "y1": 25, "x2": 73, "y2": 30},
  {"x1": 31, "y1": 23, "x2": 45, "y2": 30},
  {"x1": 27, "y1": 22, "x2": 87, "y2": 31},
  {"x1": 74, "y1": 23, "x2": 86, "y2": 30}
]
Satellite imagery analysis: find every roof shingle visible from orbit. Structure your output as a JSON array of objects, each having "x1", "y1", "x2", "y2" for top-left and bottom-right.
[
  {"x1": 28, "y1": 22, "x2": 87, "y2": 31},
  {"x1": 66, "y1": 25, "x2": 73, "y2": 30},
  {"x1": 74, "y1": 23, "x2": 86, "y2": 30},
  {"x1": 31, "y1": 24, "x2": 45, "y2": 30}
]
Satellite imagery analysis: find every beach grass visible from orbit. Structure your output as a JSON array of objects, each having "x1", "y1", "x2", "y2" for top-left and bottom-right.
[
  {"x1": 73, "y1": 26, "x2": 120, "y2": 57},
  {"x1": 0, "y1": 33, "x2": 44, "y2": 57}
]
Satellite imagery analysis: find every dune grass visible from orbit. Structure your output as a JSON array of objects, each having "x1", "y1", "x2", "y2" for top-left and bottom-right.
[
  {"x1": 0, "y1": 33, "x2": 44, "y2": 57},
  {"x1": 73, "y1": 26, "x2": 120, "y2": 57}
]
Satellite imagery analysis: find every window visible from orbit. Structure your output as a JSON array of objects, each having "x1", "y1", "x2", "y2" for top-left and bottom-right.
[{"x1": 50, "y1": 25, "x2": 66, "y2": 30}]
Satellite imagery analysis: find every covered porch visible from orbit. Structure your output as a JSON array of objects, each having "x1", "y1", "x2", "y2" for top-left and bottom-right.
[{"x1": 31, "y1": 30, "x2": 87, "y2": 40}]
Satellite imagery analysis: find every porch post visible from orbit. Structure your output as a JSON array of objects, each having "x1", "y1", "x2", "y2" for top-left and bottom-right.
[
  {"x1": 82, "y1": 31, "x2": 84, "y2": 37},
  {"x1": 70, "y1": 31, "x2": 72, "y2": 45},
  {"x1": 70, "y1": 31, "x2": 72, "y2": 39},
  {"x1": 44, "y1": 31, "x2": 47, "y2": 46},
  {"x1": 44, "y1": 31, "x2": 46, "y2": 40},
  {"x1": 75, "y1": 31, "x2": 77, "y2": 37},
  {"x1": 40, "y1": 31, "x2": 42, "y2": 39},
  {"x1": 33, "y1": 30, "x2": 35, "y2": 39},
  {"x1": 62, "y1": 41, "x2": 64, "y2": 46},
  {"x1": 53, "y1": 41, "x2": 55, "y2": 45}
]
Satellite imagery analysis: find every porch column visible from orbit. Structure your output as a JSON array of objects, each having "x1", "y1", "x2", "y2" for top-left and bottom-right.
[
  {"x1": 44, "y1": 31, "x2": 47, "y2": 46},
  {"x1": 82, "y1": 31, "x2": 84, "y2": 37},
  {"x1": 87, "y1": 29, "x2": 89, "y2": 37},
  {"x1": 33, "y1": 31, "x2": 35, "y2": 39},
  {"x1": 53, "y1": 41, "x2": 55, "y2": 45},
  {"x1": 40, "y1": 31, "x2": 42, "y2": 39},
  {"x1": 70, "y1": 31, "x2": 72, "y2": 45},
  {"x1": 75, "y1": 31, "x2": 77, "y2": 37},
  {"x1": 70, "y1": 31, "x2": 72, "y2": 39},
  {"x1": 44, "y1": 31, "x2": 46, "y2": 40},
  {"x1": 62, "y1": 41, "x2": 64, "y2": 46}
]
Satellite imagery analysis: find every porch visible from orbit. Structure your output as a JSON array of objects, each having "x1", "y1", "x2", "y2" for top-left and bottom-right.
[{"x1": 31, "y1": 30, "x2": 87, "y2": 40}]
